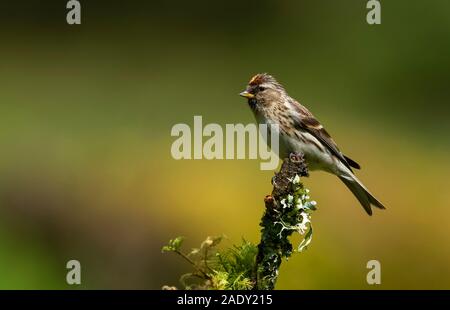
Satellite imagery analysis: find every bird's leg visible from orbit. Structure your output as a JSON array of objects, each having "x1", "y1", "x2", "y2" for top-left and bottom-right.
[
  {"x1": 289, "y1": 152, "x2": 304, "y2": 163},
  {"x1": 271, "y1": 173, "x2": 277, "y2": 186}
]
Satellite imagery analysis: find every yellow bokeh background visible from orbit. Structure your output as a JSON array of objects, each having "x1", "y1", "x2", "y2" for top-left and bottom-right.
[{"x1": 0, "y1": 0, "x2": 449, "y2": 289}]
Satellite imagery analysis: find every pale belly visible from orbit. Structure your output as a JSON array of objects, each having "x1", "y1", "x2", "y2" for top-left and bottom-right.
[
  {"x1": 279, "y1": 132, "x2": 337, "y2": 173},
  {"x1": 255, "y1": 113, "x2": 338, "y2": 174}
]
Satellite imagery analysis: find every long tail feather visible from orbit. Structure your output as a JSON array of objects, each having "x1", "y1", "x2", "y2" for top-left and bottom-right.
[
  {"x1": 343, "y1": 155, "x2": 361, "y2": 170},
  {"x1": 338, "y1": 174, "x2": 385, "y2": 216}
]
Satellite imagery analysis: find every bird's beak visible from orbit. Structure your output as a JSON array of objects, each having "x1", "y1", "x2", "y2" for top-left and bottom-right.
[{"x1": 239, "y1": 90, "x2": 255, "y2": 99}]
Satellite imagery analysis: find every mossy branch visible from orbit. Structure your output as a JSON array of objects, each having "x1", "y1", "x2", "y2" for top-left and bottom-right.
[
  {"x1": 254, "y1": 152, "x2": 313, "y2": 290},
  {"x1": 162, "y1": 152, "x2": 316, "y2": 290}
]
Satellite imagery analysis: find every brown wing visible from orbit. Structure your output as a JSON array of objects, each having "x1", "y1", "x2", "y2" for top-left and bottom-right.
[{"x1": 292, "y1": 102, "x2": 360, "y2": 171}]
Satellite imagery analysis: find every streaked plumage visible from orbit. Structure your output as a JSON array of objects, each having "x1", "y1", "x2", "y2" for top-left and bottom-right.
[{"x1": 240, "y1": 73, "x2": 385, "y2": 215}]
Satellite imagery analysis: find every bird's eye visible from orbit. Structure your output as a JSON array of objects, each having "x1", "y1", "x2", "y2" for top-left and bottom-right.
[{"x1": 258, "y1": 86, "x2": 266, "y2": 92}]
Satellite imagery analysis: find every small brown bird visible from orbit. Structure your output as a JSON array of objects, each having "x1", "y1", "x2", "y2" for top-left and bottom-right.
[{"x1": 240, "y1": 73, "x2": 385, "y2": 215}]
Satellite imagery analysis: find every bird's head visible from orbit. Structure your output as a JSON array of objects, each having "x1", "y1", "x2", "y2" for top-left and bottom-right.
[{"x1": 239, "y1": 73, "x2": 286, "y2": 110}]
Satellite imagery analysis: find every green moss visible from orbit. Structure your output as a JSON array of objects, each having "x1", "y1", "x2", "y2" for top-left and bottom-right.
[
  {"x1": 256, "y1": 175, "x2": 316, "y2": 289},
  {"x1": 161, "y1": 176, "x2": 316, "y2": 290},
  {"x1": 162, "y1": 236, "x2": 257, "y2": 290},
  {"x1": 162, "y1": 156, "x2": 316, "y2": 290}
]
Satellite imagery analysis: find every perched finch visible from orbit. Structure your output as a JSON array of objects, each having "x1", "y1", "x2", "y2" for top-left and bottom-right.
[{"x1": 240, "y1": 73, "x2": 385, "y2": 215}]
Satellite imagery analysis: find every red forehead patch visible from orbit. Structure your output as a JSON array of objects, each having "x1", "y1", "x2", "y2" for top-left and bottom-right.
[{"x1": 249, "y1": 73, "x2": 269, "y2": 86}]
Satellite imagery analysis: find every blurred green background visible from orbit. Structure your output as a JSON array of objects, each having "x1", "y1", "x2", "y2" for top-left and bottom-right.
[{"x1": 0, "y1": 0, "x2": 449, "y2": 289}]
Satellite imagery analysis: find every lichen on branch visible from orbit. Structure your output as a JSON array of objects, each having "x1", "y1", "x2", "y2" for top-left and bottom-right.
[
  {"x1": 162, "y1": 152, "x2": 316, "y2": 290},
  {"x1": 255, "y1": 152, "x2": 316, "y2": 290}
]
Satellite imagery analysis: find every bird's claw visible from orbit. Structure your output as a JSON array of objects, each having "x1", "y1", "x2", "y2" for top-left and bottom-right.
[{"x1": 289, "y1": 152, "x2": 302, "y2": 163}]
